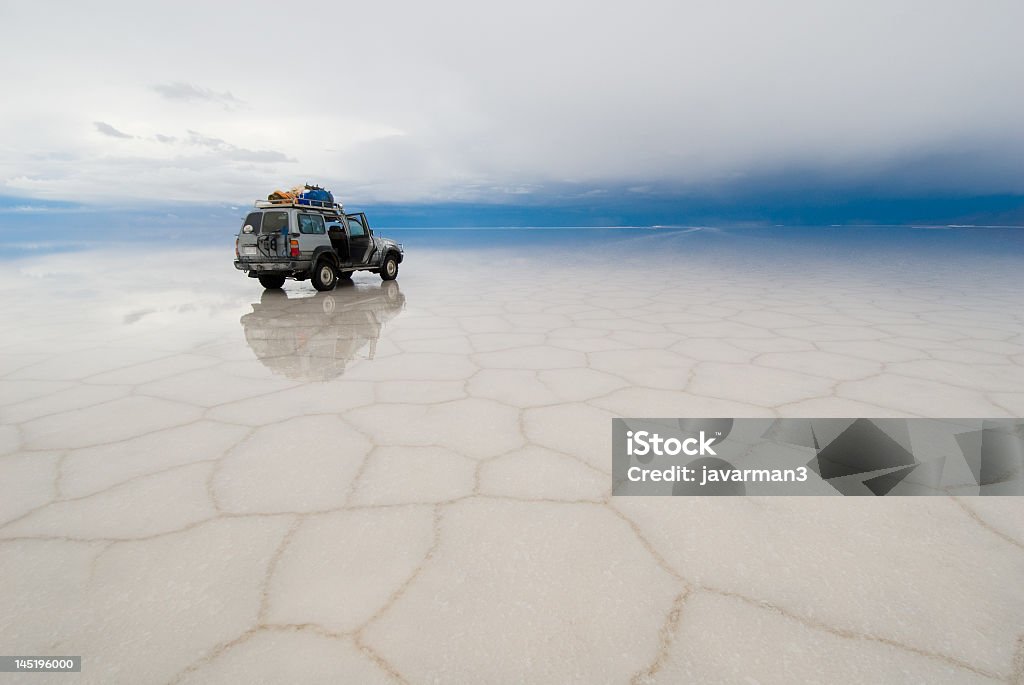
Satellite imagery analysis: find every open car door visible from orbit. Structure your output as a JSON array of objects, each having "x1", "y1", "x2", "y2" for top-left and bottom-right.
[{"x1": 345, "y1": 213, "x2": 373, "y2": 264}]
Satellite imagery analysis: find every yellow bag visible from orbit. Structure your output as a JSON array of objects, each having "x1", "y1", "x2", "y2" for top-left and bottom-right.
[{"x1": 268, "y1": 189, "x2": 296, "y2": 204}]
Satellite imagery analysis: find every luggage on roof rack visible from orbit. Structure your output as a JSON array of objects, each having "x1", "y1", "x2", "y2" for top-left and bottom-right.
[
  {"x1": 299, "y1": 187, "x2": 333, "y2": 207},
  {"x1": 268, "y1": 189, "x2": 296, "y2": 204},
  {"x1": 263, "y1": 183, "x2": 341, "y2": 211}
]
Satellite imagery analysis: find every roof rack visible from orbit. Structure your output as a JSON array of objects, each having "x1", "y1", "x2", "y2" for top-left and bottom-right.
[{"x1": 254, "y1": 199, "x2": 345, "y2": 212}]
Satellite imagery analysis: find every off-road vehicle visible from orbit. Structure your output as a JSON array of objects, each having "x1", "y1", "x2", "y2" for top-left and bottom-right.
[{"x1": 233, "y1": 197, "x2": 404, "y2": 290}]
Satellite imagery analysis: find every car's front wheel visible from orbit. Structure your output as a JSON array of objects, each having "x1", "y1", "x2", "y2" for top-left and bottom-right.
[
  {"x1": 311, "y1": 260, "x2": 337, "y2": 291},
  {"x1": 258, "y1": 274, "x2": 286, "y2": 289},
  {"x1": 380, "y1": 254, "x2": 399, "y2": 281}
]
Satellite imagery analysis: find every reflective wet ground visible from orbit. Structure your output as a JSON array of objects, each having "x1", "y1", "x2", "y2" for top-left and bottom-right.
[{"x1": 1, "y1": 227, "x2": 1023, "y2": 683}]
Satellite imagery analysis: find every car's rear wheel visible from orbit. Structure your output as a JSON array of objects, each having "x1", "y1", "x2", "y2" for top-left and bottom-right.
[
  {"x1": 380, "y1": 254, "x2": 399, "y2": 281},
  {"x1": 312, "y1": 260, "x2": 337, "y2": 291},
  {"x1": 258, "y1": 274, "x2": 286, "y2": 289}
]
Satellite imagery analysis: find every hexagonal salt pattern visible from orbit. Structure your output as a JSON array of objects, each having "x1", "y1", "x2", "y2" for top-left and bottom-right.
[{"x1": 1, "y1": 232, "x2": 1023, "y2": 684}]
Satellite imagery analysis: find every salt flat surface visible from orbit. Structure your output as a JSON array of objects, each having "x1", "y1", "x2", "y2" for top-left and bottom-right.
[{"x1": 1, "y1": 227, "x2": 1023, "y2": 683}]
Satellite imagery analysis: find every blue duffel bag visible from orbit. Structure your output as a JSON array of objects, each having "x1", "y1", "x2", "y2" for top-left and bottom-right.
[{"x1": 299, "y1": 188, "x2": 334, "y2": 207}]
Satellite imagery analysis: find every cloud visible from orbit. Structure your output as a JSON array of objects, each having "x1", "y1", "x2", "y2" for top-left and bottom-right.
[
  {"x1": 152, "y1": 82, "x2": 244, "y2": 108},
  {"x1": 184, "y1": 130, "x2": 294, "y2": 163},
  {"x1": 3, "y1": 1, "x2": 1023, "y2": 206},
  {"x1": 94, "y1": 121, "x2": 133, "y2": 139},
  {"x1": 222, "y1": 149, "x2": 293, "y2": 163},
  {"x1": 1, "y1": 123, "x2": 297, "y2": 204},
  {"x1": 151, "y1": 129, "x2": 294, "y2": 162},
  {"x1": 185, "y1": 130, "x2": 230, "y2": 149}
]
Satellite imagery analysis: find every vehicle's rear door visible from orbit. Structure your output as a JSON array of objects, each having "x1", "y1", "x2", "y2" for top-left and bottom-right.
[
  {"x1": 256, "y1": 210, "x2": 291, "y2": 257},
  {"x1": 296, "y1": 212, "x2": 330, "y2": 259},
  {"x1": 346, "y1": 214, "x2": 372, "y2": 264}
]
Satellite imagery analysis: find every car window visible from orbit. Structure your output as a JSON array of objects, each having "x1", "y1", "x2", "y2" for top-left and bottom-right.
[
  {"x1": 347, "y1": 217, "x2": 366, "y2": 237},
  {"x1": 241, "y1": 212, "x2": 262, "y2": 233},
  {"x1": 261, "y1": 211, "x2": 289, "y2": 234},
  {"x1": 298, "y1": 214, "x2": 326, "y2": 234}
]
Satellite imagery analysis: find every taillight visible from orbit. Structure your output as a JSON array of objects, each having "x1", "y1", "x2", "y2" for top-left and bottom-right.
[
  {"x1": 290, "y1": 239, "x2": 299, "y2": 258},
  {"x1": 235, "y1": 237, "x2": 239, "y2": 258}
]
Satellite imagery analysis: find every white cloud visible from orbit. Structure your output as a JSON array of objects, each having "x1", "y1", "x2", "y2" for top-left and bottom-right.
[{"x1": 1, "y1": 0, "x2": 1022, "y2": 205}]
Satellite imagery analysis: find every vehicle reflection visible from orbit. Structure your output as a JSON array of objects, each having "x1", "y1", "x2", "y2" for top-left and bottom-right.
[{"x1": 240, "y1": 281, "x2": 406, "y2": 381}]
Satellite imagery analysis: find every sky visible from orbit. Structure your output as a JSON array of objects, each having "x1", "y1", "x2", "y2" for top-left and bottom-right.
[{"x1": 1, "y1": 0, "x2": 1023, "y2": 225}]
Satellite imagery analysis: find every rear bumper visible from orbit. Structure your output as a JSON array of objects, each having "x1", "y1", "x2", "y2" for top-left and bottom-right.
[{"x1": 235, "y1": 259, "x2": 311, "y2": 273}]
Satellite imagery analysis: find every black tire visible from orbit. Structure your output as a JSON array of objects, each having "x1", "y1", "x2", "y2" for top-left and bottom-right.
[
  {"x1": 380, "y1": 253, "x2": 399, "y2": 281},
  {"x1": 311, "y1": 259, "x2": 337, "y2": 291},
  {"x1": 258, "y1": 274, "x2": 286, "y2": 289}
]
